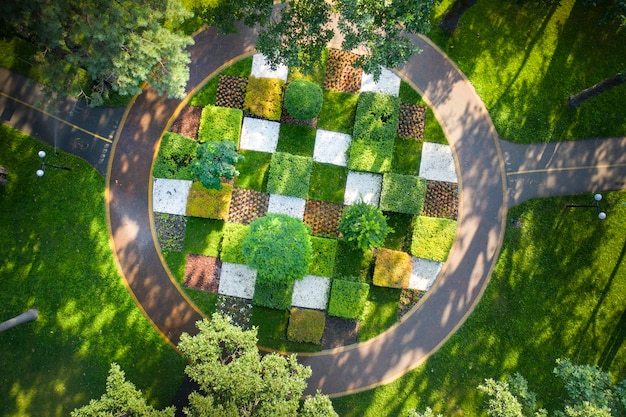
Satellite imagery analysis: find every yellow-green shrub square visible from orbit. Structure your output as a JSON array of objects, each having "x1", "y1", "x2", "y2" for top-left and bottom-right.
[
  {"x1": 410, "y1": 216, "x2": 457, "y2": 262},
  {"x1": 373, "y1": 248, "x2": 412, "y2": 288},
  {"x1": 186, "y1": 182, "x2": 233, "y2": 220},
  {"x1": 287, "y1": 308, "x2": 326, "y2": 344}
]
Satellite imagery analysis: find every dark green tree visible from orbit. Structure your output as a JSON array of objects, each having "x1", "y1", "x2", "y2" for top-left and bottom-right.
[
  {"x1": 339, "y1": 202, "x2": 393, "y2": 251},
  {"x1": 0, "y1": 0, "x2": 193, "y2": 105},
  {"x1": 189, "y1": 141, "x2": 244, "y2": 190}
]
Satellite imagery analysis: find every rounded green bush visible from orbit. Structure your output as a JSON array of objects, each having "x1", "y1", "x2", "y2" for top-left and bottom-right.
[{"x1": 284, "y1": 79, "x2": 323, "y2": 120}]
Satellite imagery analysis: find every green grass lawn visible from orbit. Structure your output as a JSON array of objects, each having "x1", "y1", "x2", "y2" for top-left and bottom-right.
[
  {"x1": 332, "y1": 191, "x2": 626, "y2": 416},
  {"x1": 430, "y1": 0, "x2": 626, "y2": 143},
  {"x1": 0, "y1": 126, "x2": 185, "y2": 417}
]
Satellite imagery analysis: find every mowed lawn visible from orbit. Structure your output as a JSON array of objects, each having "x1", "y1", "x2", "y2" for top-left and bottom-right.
[{"x1": 0, "y1": 125, "x2": 185, "y2": 417}]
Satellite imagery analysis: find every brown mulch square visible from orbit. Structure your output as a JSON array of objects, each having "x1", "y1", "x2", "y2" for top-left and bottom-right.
[
  {"x1": 304, "y1": 200, "x2": 344, "y2": 238},
  {"x1": 321, "y1": 316, "x2": 360, "y2": 350},
  {"x1": 323, "y1": 48, "x2": 363, "y2": 94},
  {"x1": 216, "y1": 75, "x2": 248, "y2": 109},
  {"x1": 227, "y1": 188, "x2": 270, "y2": 224},
  {"x1": 422, "y1": 180, "x2": 459, "y2": 220},
  {"x1": 184, "y1": 254, "x2": 221, "y2": 293},
  {"x1": 170, "y1": 106, "x2": 202, "y2": 140},
  {"x1": 397, "y1": 103, "x2": 427, "y2": 140}
]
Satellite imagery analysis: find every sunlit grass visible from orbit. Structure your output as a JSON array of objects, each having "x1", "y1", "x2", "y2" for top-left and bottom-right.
[{"x1": 0, "y1": 126, "x2": 185, "y2": 417}]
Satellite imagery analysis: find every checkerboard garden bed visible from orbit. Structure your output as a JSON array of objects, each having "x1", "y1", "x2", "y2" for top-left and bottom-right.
[{"x1": 155, "y1": 50, "x2": 459, "y2": 352}]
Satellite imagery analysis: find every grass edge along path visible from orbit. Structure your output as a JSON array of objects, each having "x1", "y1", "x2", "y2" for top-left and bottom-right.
[
  {"x1": 332, "y1": 192, "x2": 626, "y2": 416},
  {"x1": 0, "y1": 126, "x2": 185, "y2": 417}
]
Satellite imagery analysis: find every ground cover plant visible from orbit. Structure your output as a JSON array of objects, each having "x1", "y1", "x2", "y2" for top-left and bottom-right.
[
  {"x1": 233, "y1": 150, "x2": 271, "y2": 191},
  {"x1": 277, "y1": 124, "x2": 316, "y2": 156},
  {"x1": 152, "y1": 132, "x2": 197, "y2": 180},
  {"x1": 328, "y1": 280, "x2": 370, "y2": 320},
  {"x1": 380, "y1": 173, "x2": 427, "y2": 214},
  {"x1": 0, "y1": 126, "x2": 185, "y2": 416},
  {"x1": 288, "y1": 308, "x2": 326, "y2": 344},
  {"x1": 332, "y1": 191, "x2": 626, "y2": 416},
  {"x1": 411, "y1": 216, "x2": 457, "y2": 262},
  {"x1": 266, "y1": 152, "x2": 313, "y2": 198},
  {"x1": 317, "y1": 90, "x2": 359, "y2": 134},
  {"x1": 197, "y1": 105, "x2": 243, "y2": 144},
  {"x1": 243, "y1": 76, "x2": 285, "y2": 121},
  {"x1": 185, "y1": 181, "x2": 233, "y2": 220}
]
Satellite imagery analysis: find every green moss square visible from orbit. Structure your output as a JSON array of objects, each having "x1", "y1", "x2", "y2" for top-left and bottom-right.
[
  {"x1": 372, "y1": 248, "x2": 412, "y2": 289},
  {"x1": 332, "y1": 240, "x2": 373, "y2": 282},
  {"x1": 277, "y1": 124, "x2": 316, "y2": 156},
  {"x1": 253, "y1": 279, "x2": 294, "y2": 310},
  {"x1": 347, "y1": 137, "x2": 395, "y2": 173},
  {"x1": 162, "y1": 250, "x2": 187, "y2": 283},
  {"x1": 391, "y1": 136, "x2": 423, "y2": 176},
  {"x1": 308, "y1": 163, "x2": 347, "y2": 204},
  {"x1": 220, "y1": 222, "x2": 250, "y2": 264},
  {"x1": 184, "y1": 218, "x2": 224, "y2": 257},
  {"x1": 309, "y1": 237, "x2": 337, "y2": 277},
  {"x1": 287, "y1": 308, "x2": 326, "y2": 344},
  {"x1": 410, "y1": 216, "x2": 457, "y2": 262},
  {"x1": 380, "y1": 173, "x2": 427, "y2": 214},
  {"x1": 197, "y1": 105, "x2": 243, "y2": 145},
  {"x1": 186, "y1": 182, "x2": 233, "y2": 220},
  {"x1": 267, "y1": 152, "x2": 313, "y2": 198},
  {"x1": 243, "y1": 76, "x2": 284, "y2": 121},
  {"x1": 234, "y1": 150, "x2": 272, "y2": 191},
  {"x1": 317, "y1": 90, "x2": 359, "y2": 134},
  {"x1": 328, "y1": 280, "x2": 370, "y2": 319}
]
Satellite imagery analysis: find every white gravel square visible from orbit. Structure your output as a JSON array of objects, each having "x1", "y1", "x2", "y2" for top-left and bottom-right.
[
  {"x1": 218, "y1": 262, "x2": 257, "y2": 299},
  {"x1": 409, "y1": 257, "x2": 443, "y2": 291},
  {"x1": 291, "y1": 275, "x2": 331, "y2": 310},
  {"x1": 240, "y1": 117, "x2": 280, "y2": 152},
  {"x1": 152, "y1": 178, "x2": 192, "y2": 215},
  {"x1": 251, "y1": 53, "x2": 289, "y2": 80},
  {"x1": 419, "y1": 142, "x2": 458, "y2": 183},
  {"x1": 313, "y1": 129, "x2": 352, "y2": 167},
  {"x1": 344, "y1": 171, "x2": 383, "y2": 206},
  {"x1": 360, "y1": 67, "x2": 402, "y2": 96},
  {"x1": 267, "y1": 194, "x2": 306, "y2": 219}
]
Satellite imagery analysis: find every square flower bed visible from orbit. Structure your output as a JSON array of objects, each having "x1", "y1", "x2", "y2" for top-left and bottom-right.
[
  {"x1": 373, "y1": 248, "x2": 412, "y2": 289},
  {"x1": 197, "y1": 105, "x2": 243, "y2": 145},
  {"x1": 251, "y1": 53, "x2": 289, "y2": 80},
  {"x1": 267, "y1": 194, "x2": 306, "y2": 220},
  {"x1": 239, "y1": 117, "x2": 280, "y2": 153},
  {"x1": 309, "y1": 237, "x2": 337, "y2": 277},
  {"x1": 410, "y1": 216, "x2": 457, "y2": 262},
  {"x1": 360, "y1": 66, "x2": 401, "y2": 96},
  {"x1": 153, "y1": 132, "x2": 198, "y2": 180},
  {"x1": 217, "y1": 262, "x2": 257, "y2": 299},
  {"x1": 186, "y1": 181, "x2": 233, "y2": 220},
  {"x1": 184, "y1": 254, "x2": 221, "y2": 292},
  {"x1": 379, "y1": 173, "x2": 427, "y2": 214},
  {"x1": 170, "y1": 106, "x2": 202, "y2": 140},
  {"x1": 324, "y1": 48, "x2": 363, "y2": 94},
  {"x1": 303, "y1": 199, "x2": 344, "y2": 238},
  {"x1": 419, "y1": 142, "x2": 458, "y2": 183},
  {"x1": 317, "y1": 90, "x2": 359, "y2": 134},
  {"x1": 288, "y1": 308, "x2": 326, "y2": 344},
  {"x1": 313, "y1": 129, "x2": 351, "y2": 167},
  {"x1": 154, "y1": 213, "x2": 186, "y2": 252},
  {"x1": 220, "y1": 222, "x2": 250, "y2": 264},
  {"x1": 227, "y1": 188, "x2": 269, "y2": 224},
  {"x1": 397, "y1": 102, "x2": 426, "y2": 140},
  {"x1": 184, "y1": 217, "x2": 223, "y2": 256},
  {"x1": 409, "y1": 257, "x2": 443, "y2": 291},
  {"x1": 152, "y1": 178, "x2": 192, "y2": 215},
  {"x1": 422, "y1": 180, "x2": 459, "y2": 220},
  {"x1": 328, "y1": 279, "x2": 369, "y2": 319},
  {"x1": 291, "y1": 275, "x2": 331, "y2": 310},
  {"x1": 233, "y1": 149, "x2": 272, "y2": 192},
  {"x1": 344, "y1": 171, "x2": 382, "y2": 206},
  {"x1": 266, "y1": 152, "x2": 313, "y2": 198},
  {"x1": 308, "y1": 163, "x2": 347, "y2": 204},
  {"x1": 215, "y1": 75, "x2": 248, "y2": 109},
  {"x1": 243, "y1": 76, "x2": 285, "y2": 121}
]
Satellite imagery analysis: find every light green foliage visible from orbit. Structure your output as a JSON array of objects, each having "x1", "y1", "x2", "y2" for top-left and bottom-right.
[
  {"x1": 220, "y1": 222, "x2": 250, "y2": 264},
  {"x1": 71, "y1": 364, "x2": 175, "y2": 417},
  {"x1": 189, "y1": 141, "x2": 244, "y2": 190},
  {"x1": 243, "y1": 76, "x2": 285, "y2": 121},
  {"x1": 380, "y1": 173, "x2": 427, "y2": 214},
  {"x1": 233, "y1": 150, "x2": 272, "y2": 191},
  {"x1": 1, "y1": 0, "x2": 193, "y2": 105},
  {"x1": 242, "y1": 214, "x2": 313, "y2": 284},
  {"x1": 284, "y1": 79, "x2": 324, "y2": 120},
  {"x1": 153, "y1": 132, "x2": 198, "y2": 180},
  {"x1": 407, "y1": 407, "x2": 443, "y2": 417},
  {"x1": 197, "y1": 106, "x2": 243, "y2": 145},
  {"x1": 253, "y1": 279, "x2": 294, "y2": 310},
  {"x1": 328, "y1": 279, "x2": 369, "y2": 319},
  {"x1": 288, "y1": 308, "x2": 326, "y2": 344},
  {"x1": 309, "y1": 237, "x2": 337, "y2": 277},
  {"x1": 185, "y1": 181, "x2": 233, "y2": 220},
  {"x1": 267, "y1": 152, "x2": 313, "y2": 198},
  {"x1": 339, "y1": 202, "x2": 393, "y2": 251},
  {"x1": 410, "y1": 216, "x2": 456, "y2": 262},
  {"x1": 300, "y1": 392, "x2": 339, "y2": 417},
  {"x1": 178, "y1": 314, "x2": 336, "y2": 417},
  {"x1": 184, "y1": 218, "x2": 223, "y2": 256},
  {"x1": 373, "y1": 248, "x2": 412, "y2": 289},
  {"x1": 553, "y1": 358, "x2": 616, "y2": 412}
]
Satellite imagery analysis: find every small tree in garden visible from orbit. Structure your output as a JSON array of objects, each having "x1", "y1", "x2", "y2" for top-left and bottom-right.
[
  {"x1": 189, "y1": 141, "x2": 244, "y2": 190},
  {"x1": 284, "y1": 79, "x2": 324, "y2": 120},
  {"x1": 242, "y1": 214, "x2": 313, "y2": 284},
  {"x1": 339, "y1": 202, "x2": 393, "y2": 251}
]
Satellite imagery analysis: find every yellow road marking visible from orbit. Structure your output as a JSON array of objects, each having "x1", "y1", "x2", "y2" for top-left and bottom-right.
[{"x1": 0, "y1": 91, "x2": 112, "y2": 143}]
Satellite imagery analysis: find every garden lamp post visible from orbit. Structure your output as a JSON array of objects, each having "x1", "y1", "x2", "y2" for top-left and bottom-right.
[
  {"x1": 566, "y1": 193, "x2": 607, "y2": 220},
  {"x1": 36, "y1": 150, "x2": 71, "y2": 177}
]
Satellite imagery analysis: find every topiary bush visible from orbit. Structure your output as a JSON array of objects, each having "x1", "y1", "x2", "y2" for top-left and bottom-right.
[
  {"x1": 252, "y1": 278, "x2": 294, "y2": 310},
  {"x1": 266, "y1": 152, "x2": 313, "y2": 198},
  {"x1": 327, "y1": 279, "x2": 369, "y2": 319},
  {"x1": 287, "y1": 308, "x2": 326, "y2": 344},
  {"x1": 197, "y1": 105, "x2": 243, "y2": 144},
  {"x1": 189, "y1": 141, "x2": 244, "y2": 190},
  {"x1": 338, "y1": 202, "x2": 393, "y2": 251},
  {"x1": 380, "y1": 173, "x2": 427, "y2": 214},
  {"x1": 242, "y1": 214, "x2": 313, "y2": 285},
  {"x1": 372, "y1": 248, "x2": 412, "y2": 289},
  {"x1": 284, "y1": 79, "x2": 323, "y2": 120}
]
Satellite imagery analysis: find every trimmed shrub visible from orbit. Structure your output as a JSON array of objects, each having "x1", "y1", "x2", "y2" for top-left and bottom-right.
[
  {"x1": 253, "y1": 278, "x2": 294, "y2": 310},
  {"x1": 242, "y1": 214, "x2": 313, "y2": 284},
  {"x1": 243, "y1": 76, "x2": 284, "y2": 121},
  {"x1": 380, "y1": 173, "x2": 427, "y2": 214},
  {"x1": 220, "y1": 222, "x2": 250, "y2": 264},
  {"x1": 284, "y1": 79, "x2": 323, "y2": 120},
  {"x1": 339, "y1": 202, "x2": 393, "y2": 251},
  {"x1": 197, "y1": 105, "x2": 243, "y2": 145},
  {"x1": 410, "y1": 216, "x2": 457, "y2": 262},
  {"x1": 153, "y1": 132, "x2": 198, "y2": 180},
  {"x1": 288, "y1": 308, "x2": 326, "y2": 344},
  {"x1": 309, "y1": 237, "x2": 337, "y2": 277},
  {"x1": 348, "y1": 137, "x2": 395, "y2": 173},
  {"x1": 266, "y1": 152, "x2": 313, "y2": 198},
  {"x1": 373, "y1": 248, "x2": 412, "y2": 289},
  {"x1": 328, "y1": 280, "x2": 369, "y2": 319},
  {"x1": 186, "y1": 181, "x2": 233, "y2": 220}
]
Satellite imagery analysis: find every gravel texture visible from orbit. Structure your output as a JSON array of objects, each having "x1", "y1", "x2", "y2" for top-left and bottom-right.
[
  {"x1": 409, "y1": 257, "x2": 443, "y2": 291},
  {"x1": 239, "y1": 117, "x2": 280, "y2": 153},
  {"x1": 313, "y1": 129, "x2": 351, "y2": 167},
  {"x1": 251, "y1": 53, "x2": 289, "y2": 80},
  {"x1": 344, "y1": 171, "x2": 383, "y2": 206},
  {"x1": 291, "y1": 275, "x2": 331, "y2": 310},
  {"x1": 267, "y1": 194, "x2": 306, "y2": 219},
  {"x1": 419, "y1": 142, "x2": 458, "y2": 183},
  {"x1": 217, "y1": 262, "x2": 257, "y2": 299},
  {"x1": 152, "y1": 178, "x2": 192, "y2": 215},
  {"x1": 360, "y1": 67, "x2": 401, "y2": 96}
]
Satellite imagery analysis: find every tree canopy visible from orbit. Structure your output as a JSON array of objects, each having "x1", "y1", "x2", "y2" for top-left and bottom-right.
[{"x1": 189, "y1": 141, "x2": 244, "y2": 190}]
